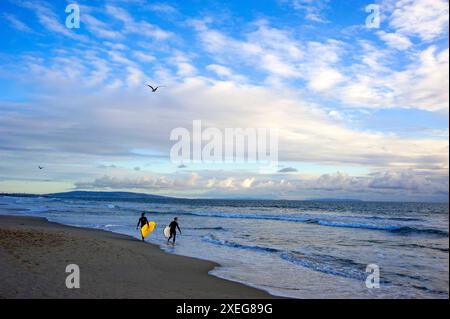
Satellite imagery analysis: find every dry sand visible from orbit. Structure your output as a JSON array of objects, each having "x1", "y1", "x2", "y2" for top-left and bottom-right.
[{"x1": 0, "y1": 215, "x2": 273, "y2": 299}]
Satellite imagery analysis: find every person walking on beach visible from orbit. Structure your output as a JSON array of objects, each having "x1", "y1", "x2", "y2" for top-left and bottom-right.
[
  {"x1": 167, "y1": 217, "x2": 182, "y2": 244},
  {"x1": 136, "y1": 212, "x2": 150, "y2": 242}
]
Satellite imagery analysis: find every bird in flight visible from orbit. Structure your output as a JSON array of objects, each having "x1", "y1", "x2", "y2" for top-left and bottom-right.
[
  {"x1": 38, "y1": 166, "x2": 44, "y2": 170},
  {"x1": 146, "y1": 84, "x2": 165, "y2": 92}
]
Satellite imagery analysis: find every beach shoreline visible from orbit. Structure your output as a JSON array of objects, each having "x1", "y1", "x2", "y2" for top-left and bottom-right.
[{"x1": 0, "y1": 215, "x2": 274, "y2": 299}]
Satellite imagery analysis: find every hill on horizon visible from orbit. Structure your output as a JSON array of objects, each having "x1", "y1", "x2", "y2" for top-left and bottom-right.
[{"x1": 47, "y1": 191, "x2": 175, "y2": 200}]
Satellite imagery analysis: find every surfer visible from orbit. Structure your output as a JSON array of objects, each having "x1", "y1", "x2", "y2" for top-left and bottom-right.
[
  {"x1": 167, "y1": 217, "x2": 182, "y2": 244},
  {"x1": 136, "y1": 212, "x2": 150, "y2": 241}
]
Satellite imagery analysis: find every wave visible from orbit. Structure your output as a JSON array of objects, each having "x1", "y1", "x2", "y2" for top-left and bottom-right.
[
  {"x1": 186, "y1": 226, "x2": 226, "y2": 231},
  {"x1": 201, "y1": 234, "x2": 445, "y2": 294},
  {"x1": 104, "y1": 224, "x2": 121, "y2": 228},
  {"x1": 306, "y1": 220, "x2": 449, "y2": 236},
  {"x1": 26, "y1": 206, "x2": 49, "y2": 214},
  {"x1": 350, "y1": 215, "x2": 423, "y2": 222},
  {"x1": 202, "y1": 234, "x2": 280, "y2": 253},
  {"x1": 156, "y1": 210, "x2": 309, "y2": 223},
  {"x1": 156, "y1": 211, "x2": 448, "y2": 237},
  {"x1": 395, "y1": 243, "x2": 449, "y2": 253},
  {"x1": 202, "y1": 235, "x2": 378, "y2": 282},
  {"x1": 389, "y1": 226, "x2": 449, "y2": 237},
  {"x1": 382, "y1": 217, "x2": 423, "y2": 222},
  {"x1": 280, "y1": 252, "x2": 372, "y2": 282}
]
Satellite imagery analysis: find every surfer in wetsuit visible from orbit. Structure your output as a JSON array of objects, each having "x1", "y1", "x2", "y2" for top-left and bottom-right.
[
  {"x1": 167, "y1": 217, "x2": 182, "y2": 244},
  {"x1": 136, "y1": 212, "x2": 150, "y2": 241}
]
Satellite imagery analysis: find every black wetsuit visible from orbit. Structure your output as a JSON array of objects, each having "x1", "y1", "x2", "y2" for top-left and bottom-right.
[
  {"x1": 137, "y1": 216, "x2": 149, "y2": 228},
  {"x1": 168, "y1": 221, "x2": 181, "y2": 243},
  {"x1": 137, "y1": 216, "x2": 149, "y2": 240}
]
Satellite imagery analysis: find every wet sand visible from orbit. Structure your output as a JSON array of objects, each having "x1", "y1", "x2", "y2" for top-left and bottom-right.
[{"x1": 0, "y1": 215, "x2": 273, "y2": 299}]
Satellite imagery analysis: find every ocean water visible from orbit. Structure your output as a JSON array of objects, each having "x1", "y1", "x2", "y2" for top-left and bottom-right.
[{"x1": 0, "y1": 195, "x2": 448, "y2": 299}]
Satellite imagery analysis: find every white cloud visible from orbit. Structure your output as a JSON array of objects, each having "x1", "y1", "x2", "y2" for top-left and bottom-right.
[
  {"x1": 133, "y1": 51, "x2": 156, "y2": 63},
  {"x1": 103, "y1": 42, "x2": 127, "y2": 50},
  {"x1": 206, "y1": 64, "x2": 247, "y2": 82},
  {"x1": 75, "y1": 175, "x2": 172, "y2": 190},
  {"x1": 218, "y1": 177, "x2": 235, "y2": 189},
  {"x1": 377, "y1": 31, "x2": 413, "y2": 50},
  {"x1": 84, "y1": 14, "x2": 123, "y2": 39},
  {"x1": 314, "y1": 172, "x2": 360, "y2": 191},
  {"x1": 3, "y1": 13, "x2": 33, "y2": 33},
  {"x1": 387, "y1": 46, "x2": 449, "y2": 111},
  {"x1": 106, "y1": 5, "x2": 173, "y2": 40},
  {"x1": 193, "y1": 21, "x2": 301, "y2": 79},
  {"x1": 328, "y1": 110, "x2": 343, "y2": 120},
  {"x1": 108, "y1": 50, "x2": 136, "y2": 66},
  {"x1": 290, "y1": 0, "x2": 330, "y2": 23},
  {"x1": 340, "y1": 45, "x2": 449, "y2": 111},
  {"x1": 194, "y1": 21, "x2": 348, "y2": 89},
  {"x1": 72, "y1": 169, "x2": 448, "y2": 201},
  {"x1": 308, "y1": 67, "x2": 345, "y2": 92},
  {"x1": 147, "y1": 3, "x2": 178, "y2": 14},
  {"x1": 388, "y1": 0, "x2": 449, "y2": 41},
  {"x1": 368, "y1": 170, "x2": 421, "y2": 190},
  {"x1": 169, "y1": 53, "x2": 197, "y2": 77},
  {"x1": 126, "y1": 66, "x2": 145, "y2": 87},
  {"x1": 192, "y1": 17, "x2": 448, "y2": 112},
  {"x1": 4, "y1": 52, "x2": 448, "y2": 174},
  {"x1": 14, "y1": 1, "x2": 87, "y2": 41},
  {"x1": 241, "y1": 177, "x2": 255, "y2": 188},
  {"x1": 207, "y1": 64, "x2": 232, "y2": 77}
]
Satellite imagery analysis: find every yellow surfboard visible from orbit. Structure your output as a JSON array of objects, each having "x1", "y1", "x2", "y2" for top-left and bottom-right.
[{"x1": 141, "y1": 221, "x2": 156, "y2": 238}]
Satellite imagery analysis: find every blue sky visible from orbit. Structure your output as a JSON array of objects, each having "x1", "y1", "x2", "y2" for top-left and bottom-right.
[{"x1": 0, "y1": 0, "x2": 448, "y2": 201}]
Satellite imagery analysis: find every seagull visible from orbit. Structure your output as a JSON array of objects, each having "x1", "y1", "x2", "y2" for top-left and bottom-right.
[
  {"x1": 38, "y1": 166, "x2": 44, "y2": 170},
  {"x1": 146, "y1": 84, "x2": 165, "y2": 92}
]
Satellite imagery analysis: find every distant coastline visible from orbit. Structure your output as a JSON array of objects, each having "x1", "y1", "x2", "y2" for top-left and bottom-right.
[{"x1": 1, "y1": 191, "x2": 448, "y2": 204}]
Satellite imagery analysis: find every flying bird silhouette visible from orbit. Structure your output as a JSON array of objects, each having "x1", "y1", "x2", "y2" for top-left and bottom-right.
[
  {"x1": 146, "y1": 84, "x2": 165, "y2": 92},
  {"x1": 38, "y1": 166, "x2": 44, "y2": 170}
]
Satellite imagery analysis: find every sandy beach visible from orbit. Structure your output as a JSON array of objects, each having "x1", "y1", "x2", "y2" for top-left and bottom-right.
[{"x1": 0, "y1": 215, "x2": 272, "y2": 299}]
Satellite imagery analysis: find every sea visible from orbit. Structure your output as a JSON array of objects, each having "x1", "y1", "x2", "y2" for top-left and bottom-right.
[{"x1": 0, "y1": 195, "x2": 448, "y2": 299}]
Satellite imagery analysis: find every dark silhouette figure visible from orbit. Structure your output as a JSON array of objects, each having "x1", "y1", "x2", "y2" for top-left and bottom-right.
[
  {"x1": 136, "y1": 212, "x2": 150, "y2": 241},
  {"x1": 38, "y1": 166, "x2": 44, "y2": 169},
  {"x1": 146, "y1": 84, "x2": 165, "y2": 92},
  {"x1": 167, "y1": 217, "x2": 182, "y2": 244}
]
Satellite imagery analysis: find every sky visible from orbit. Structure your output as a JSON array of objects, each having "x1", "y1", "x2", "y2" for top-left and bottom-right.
[{"x1": 0, "y1": 0, "x2": 448, "y2": 202}]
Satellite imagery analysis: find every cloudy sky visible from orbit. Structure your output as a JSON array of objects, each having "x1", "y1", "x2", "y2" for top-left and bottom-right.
[{"x1": 0, "y1": 0, "x2": 448, "y2": 201}]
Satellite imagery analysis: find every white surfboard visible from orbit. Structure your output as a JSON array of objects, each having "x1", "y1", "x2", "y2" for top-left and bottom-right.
[{"x1": 163, "y1": 226, "x2": 171, "y2": 238}]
